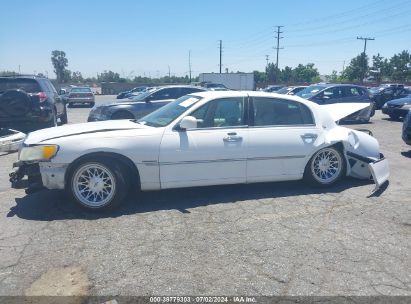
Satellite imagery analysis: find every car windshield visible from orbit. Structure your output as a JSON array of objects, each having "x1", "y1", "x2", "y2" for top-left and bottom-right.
[
  {"x1": 296, "y1": 85, "x2": 326, "y2": 99},
  {"x1": 71, "y1": 87, "x2": 91, "y2": 92},
  {"x1": 138, "y1": 95, "x2": 202, "y2": 127},
  {"x1": 276, "y1": 87, "x2": 292, "y2": 94},
  {"x1": 207, "y1": 83, "x2": 225, "y2": 88}
]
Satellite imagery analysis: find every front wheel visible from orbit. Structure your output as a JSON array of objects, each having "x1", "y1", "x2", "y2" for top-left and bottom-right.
[
  {"x1": 304, "y1": 147, "x2": 346, "y2": 187},
  {"x1": 68, "y1": 158, "x2": 129, "y2": 210}
]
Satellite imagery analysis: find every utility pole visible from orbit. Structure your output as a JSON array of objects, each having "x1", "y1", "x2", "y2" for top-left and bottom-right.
[
  {"x1": 188, "y1": 50, "x2": 192, "y2": 82},
  {"x1": 265, "y1": 55, "x2": 270, "y2": 68},
  {"x1": 219, "y1": 40, "x2": 222, "y2": 73},
  {"x1": 168, "y1": 65, "x2": 171, "y2": 78},
  {"x1": 357, "y1": 36, "x2": 375, "y2": 83},
  {"x1": 274, "y1": 26, "x2": 284, "y2": 70}
]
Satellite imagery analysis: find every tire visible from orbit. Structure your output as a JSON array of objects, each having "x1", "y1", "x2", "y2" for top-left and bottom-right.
[
  {"x1": 304, "y1": 146, "x2": 346, "y2": 187},
  {"x1": 60, "y1": 107, "x2": 68, "y2": 125},
  {"x1": 41, "y1": 108, "x2": 58, "y2": 129},
  {"x1": 89, "y1": 102, "x2": 95, "y2": 108},
  {"x1": 111, "y1": 111, "x2": 134, "y2": 120},
  {"x1": 1, "y1": 89, "x2": 31, "y2": 116},
  {"x1": 389, "y1": 114, "x2": 400, "y2": 121},
  {"x1": 67, "y1": 157, "x2": 129, "y2": 210}
]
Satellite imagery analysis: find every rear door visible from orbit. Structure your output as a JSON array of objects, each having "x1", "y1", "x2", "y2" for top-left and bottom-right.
[{"x1": 247, "y1": 97, "x2": 319, "y2": 182}]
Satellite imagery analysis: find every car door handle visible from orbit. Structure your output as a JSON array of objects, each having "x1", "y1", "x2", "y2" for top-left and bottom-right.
[
  {"x1": 301, "y1": 133, "x2": 318, "y2": 140},
  {"x1": 223, "y1": 132, "x2": 243, "y2": 142}
]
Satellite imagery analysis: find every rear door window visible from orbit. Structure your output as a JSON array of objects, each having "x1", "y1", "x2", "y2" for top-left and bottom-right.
[
  {"x1": 0, "y1": 78, "x2": 41, "y2": 93},
  {"x1": 252, "y1": 97, "x2": 314, "y2": 126}
]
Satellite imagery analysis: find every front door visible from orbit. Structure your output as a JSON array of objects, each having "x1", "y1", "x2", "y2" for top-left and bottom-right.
[{"x1": 159, "y1": 97, "x2": 248, "y2": 189}]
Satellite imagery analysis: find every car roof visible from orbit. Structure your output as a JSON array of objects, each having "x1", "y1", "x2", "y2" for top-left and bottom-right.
[{"x1": 156, "y1": 85, "x2": 205, "y2": 89}]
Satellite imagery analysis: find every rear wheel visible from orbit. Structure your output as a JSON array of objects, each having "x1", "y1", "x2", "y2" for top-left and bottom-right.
[
  {"x1": 304, "y1": 147, "x2": 346, "y2": 187},
  {"x1": 68, "y1": 158, "x2": 129, "y2": 210},
  {"x1": 60, "y1": 107, "x2": 68, "y2": 124},
  {"x1": 111, "y1": 111, "x2": 134, "y2": 120}
]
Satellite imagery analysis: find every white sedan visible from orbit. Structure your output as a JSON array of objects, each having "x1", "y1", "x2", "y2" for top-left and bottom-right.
[{"x1": 10, "y1": 91, "x2": 389, "y2": 210}]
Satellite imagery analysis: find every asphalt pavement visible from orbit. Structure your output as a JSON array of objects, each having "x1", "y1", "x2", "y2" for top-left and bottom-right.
[{"x1": 0, "y1": 95, "x2": 410, "y2": 296}]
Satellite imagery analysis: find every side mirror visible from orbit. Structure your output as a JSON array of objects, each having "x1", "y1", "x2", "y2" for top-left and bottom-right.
[
  {"x1": 59, "y1": 89, "x2": 66, "y2": 95},
  {"x1": 144, "y1": 96, "x2": 152, "y2": 103},
  {"x1": 179, "y1": 116, "x2": 197, "y2": 130}
]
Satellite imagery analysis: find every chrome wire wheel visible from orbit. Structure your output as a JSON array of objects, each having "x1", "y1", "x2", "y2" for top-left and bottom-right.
[
  {"x1": 72, "y1": 163, "x2": 116, "y2": 208},
  {"x1": 310, "y1": 148, "x2": 342, "y2": 184}
]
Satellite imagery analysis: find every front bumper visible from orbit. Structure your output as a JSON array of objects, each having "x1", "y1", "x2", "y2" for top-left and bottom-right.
[
  {"x1": 9, "y1": 162, "x2": 44, "y2": 194},
  {"x1": 10, "y1": 161, "x2": 67, "y2": 194},
  {"x1": 382, "y1": 107, "x2": 409, "y2": 117}
]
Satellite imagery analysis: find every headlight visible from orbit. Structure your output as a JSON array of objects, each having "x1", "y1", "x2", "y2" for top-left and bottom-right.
[
  {"x1": 402, "y1": 104, "x2": 411, "y2": 109},
  {"x1": 382, "y1": 103, "x2": 388, "y2": 108},
  {"x1": 19, "y1": 145, "x2": 59, "y2": 161}
]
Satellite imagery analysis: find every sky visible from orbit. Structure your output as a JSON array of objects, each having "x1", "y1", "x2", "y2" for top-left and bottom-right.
[{"x1": 1, "y1": 0, "x2": 410, "y2": 78}]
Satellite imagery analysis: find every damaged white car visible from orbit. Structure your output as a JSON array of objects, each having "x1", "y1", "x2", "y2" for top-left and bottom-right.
[{"x1": 10, "y1": 91, "x2": 389, "y2": 210}]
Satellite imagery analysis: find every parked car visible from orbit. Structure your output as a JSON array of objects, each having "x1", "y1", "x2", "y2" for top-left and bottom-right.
[
  {"x1": 296, "y1": 84, "x2": 374, "y2": 123},
  {"x1": 10, "y1": 91, "x2": 388, "y2": 210},
  {"x1": 117, "y1": 86, "x2": 147, "y2": 99},
  {"x1": 402, "y1": 110, "x2": 411, "y2": 145},
  {"x1": 0, "y1": 75, "x2": 67, "y2": 132},
  {"x1": 88, "y1": 85, "x2": 206, "y2": 121},
  {"x1": 276, "y1": 86, "x2": 307, "y2": 95},
  {"x1": 382, "y1": 96, "x2": 411, "y2": 120},
  {"x1": 63, "y1": 86, "x2": 95, "y2": 107},
  {"x1": 263, "y1": 85, "x2": 284, "y2": 92},
  {"x1": 369, "y1": 85, "x2": 410, "y2": 109},
  {"x1": 127, "y1": 87, "x2": 155, "y2": 99},
  {"x1": 0, "y1": 128, "x2": 25, "y2": 153},
  {"x1": 201, "y1": 83, "x2": 229, "y2": 91}
]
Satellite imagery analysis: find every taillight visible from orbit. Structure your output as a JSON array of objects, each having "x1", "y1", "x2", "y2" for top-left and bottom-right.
[{"x1": 37, "y1": 92, "x2": 47, "y2": 103}]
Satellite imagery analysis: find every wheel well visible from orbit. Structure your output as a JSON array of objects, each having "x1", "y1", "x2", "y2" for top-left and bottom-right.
[
  {"x1": 65, "y1": 152, "x2": 140, "y2": 190},
  {"x1": 304, "y1": 141, "x2": 347, "y2": 174}
]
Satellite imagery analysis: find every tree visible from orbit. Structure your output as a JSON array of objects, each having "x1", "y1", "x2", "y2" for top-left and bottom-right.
[
  {"x1": 292, "y1": 63, "x2": 320, "y2": 83},
  {"x1": 266, "y1": 63, "x2": 279, "y2": 83},
  {"x1": 97, "y1": 70, "x2": 121, "y2": 82},
  {"x1": 342, "y1": 54, "x2": 369, "y2": 82},
  {"x1": 390, "y1": 50, "x2": 411, "y2": 81},
  {"x1": 71, "y1": 71, "x2": 83, "y2": 83},
  {"x1": 51, "y1": 50, "x2": 69, "y2": 83},
  {"x1": 324, "y1": 70, "x2": 338, "y2": 83},
  {"x1": 280, "y1": 66, "x2": 293, "y2": 83}
]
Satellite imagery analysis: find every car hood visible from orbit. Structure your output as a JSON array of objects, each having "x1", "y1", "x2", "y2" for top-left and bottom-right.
[
  {"x1": 386, "y1": 97, "x2": 411, "y2": 106},
  {"x1": 24, "y1": 120, "x2": 148, "y2": 145},
  {"x1": 97, "y1": 99, "x2": 175, "y2": 108}
]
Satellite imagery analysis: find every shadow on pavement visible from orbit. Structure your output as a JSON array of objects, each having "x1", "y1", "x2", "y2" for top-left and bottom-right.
[{"x1": 7, "y1": 178, "x2": 374, "y2": 221}]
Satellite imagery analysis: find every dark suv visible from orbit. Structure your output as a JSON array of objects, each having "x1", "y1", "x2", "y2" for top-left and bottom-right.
[
  {"x1": 0, "y1": 75, "x2": 67, "y2": 132},
  {"x1": 296, "y1": 84, "x2": 374, "y2": 123},
  {"x1": 369, "y1": 85, "x2": 410, "y2": 109}
]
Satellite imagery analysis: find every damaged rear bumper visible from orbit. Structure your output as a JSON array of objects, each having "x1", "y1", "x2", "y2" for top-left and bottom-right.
[{"x1": 346, "y1": 151, "x2": 389, "y2": 191}]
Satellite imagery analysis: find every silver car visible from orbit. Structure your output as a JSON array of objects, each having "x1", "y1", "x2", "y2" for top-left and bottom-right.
[{"x1": 65, "y1": 86, "x2": 95, "y2": 107}]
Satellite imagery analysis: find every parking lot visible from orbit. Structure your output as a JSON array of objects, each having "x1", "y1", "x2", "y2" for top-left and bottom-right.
[{"x1": 0, "y1": 95, "x2": 410, "y2": 296}]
